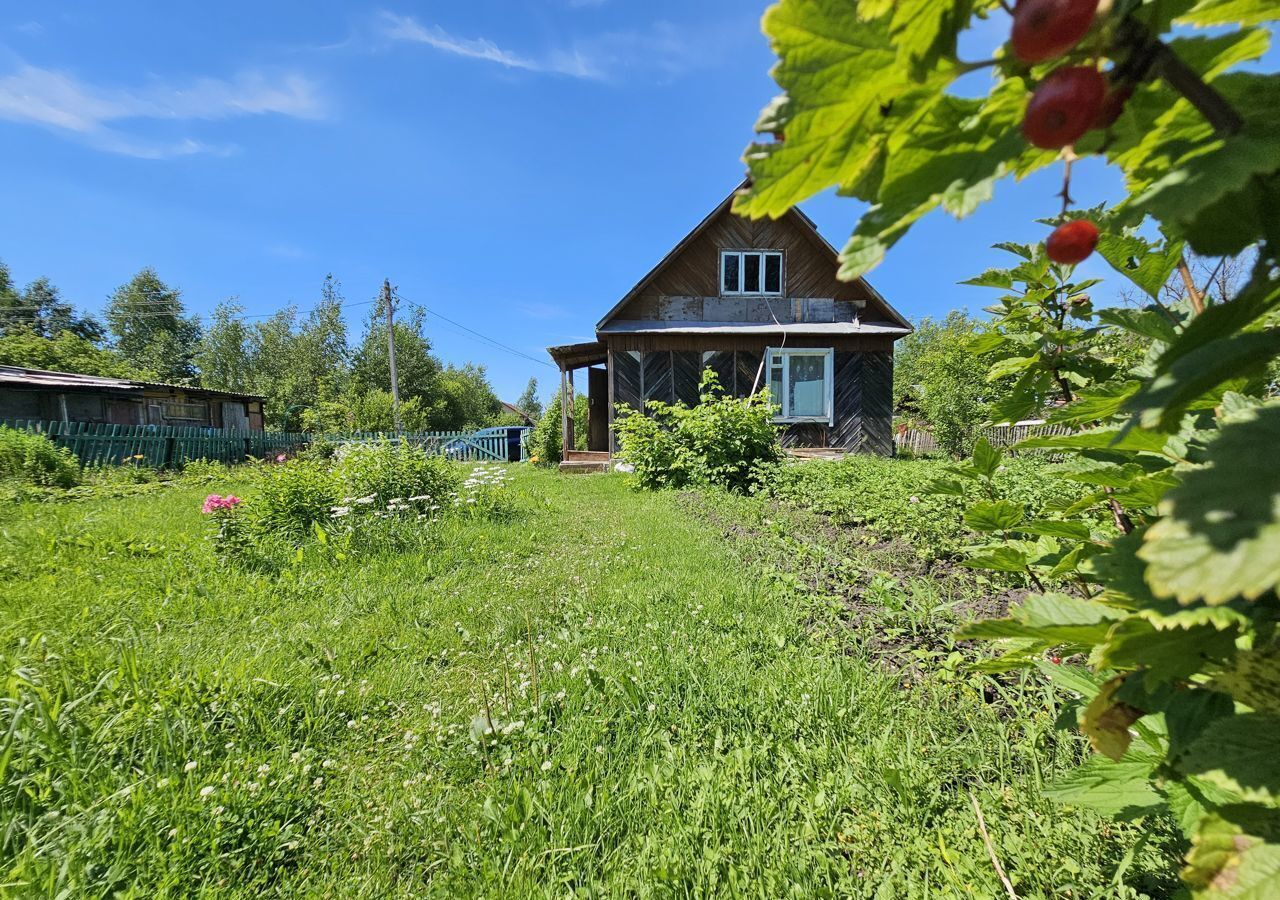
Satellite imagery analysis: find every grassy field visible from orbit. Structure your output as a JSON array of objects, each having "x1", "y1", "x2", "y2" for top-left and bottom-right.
[{"x1": 1, "y1": 463, "x2": 1178, "y2": 898}]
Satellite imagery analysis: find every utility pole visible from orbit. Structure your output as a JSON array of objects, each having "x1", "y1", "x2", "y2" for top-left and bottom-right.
[{"x1": 383, "y1": 279, "x2": 403, "y2": 433}]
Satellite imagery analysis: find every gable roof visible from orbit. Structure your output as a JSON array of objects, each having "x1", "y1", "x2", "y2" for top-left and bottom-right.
[{"x1": 595, "y1": 180, "x2": 911, "y2": 333}]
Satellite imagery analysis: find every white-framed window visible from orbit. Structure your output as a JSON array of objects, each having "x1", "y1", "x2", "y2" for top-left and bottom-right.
[
  {"x1": 765, "y1": 348, "x2": 834, "y2": 423},
  {"x1": 721, "y1": 250, "x2": 783, "y2": 296}
]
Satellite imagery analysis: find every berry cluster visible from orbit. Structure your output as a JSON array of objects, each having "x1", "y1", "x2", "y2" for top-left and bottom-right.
[{"x1": 1011, "y1": 0, "x2": 1132, "y2": 265}]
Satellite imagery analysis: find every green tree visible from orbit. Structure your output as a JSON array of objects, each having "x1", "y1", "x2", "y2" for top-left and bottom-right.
[
  {"x1": 351, "y1": 304, "x2": 440, "y2": 408},
  {"x1": 894, "y1": 311, "x2": 993, "y2": 456},
  {"x1": 515, "y1": 377, "x2": 543, "y2": 421},
  {"x1": 0, "y1": 327, "x2": 134, "y2": 378},
  {"x1": 431, "y1": 363, "x2": 502, "y2": 431},
  {"x1": 196, "y1": 301, "x2": 254, "y2": 394},
  {"x1": 106, "y1": 268, "x2": 200, "y2": 382},
  {"x1": 0, "y1": 277, "x2": 102, "y2": 341}
]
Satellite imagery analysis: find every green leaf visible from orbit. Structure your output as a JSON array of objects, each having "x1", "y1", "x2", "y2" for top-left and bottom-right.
[
  {"x1": 970, "y1": 437, "x2": 1000, "y2": 478},
  {"x1": 1048, "y1": 381, "x2": 1144, "y2": 426},
  {"x1": 1044, "y1": 753, "x2": 1165, "y2": 819},
  {"x1": 1133, "y1": 331, "x2": 1280, "y2": 431},
  {"x1": 1210, "y1": 642, "x2": 1280, "y2": 714},
  {"x1": 961, "y1": 545, "x2": 1028, "y2": 574},
  {"x1": 1173, "y1": 713, "x2": 1280, "y2": 802},
  {"x1": 1177, "y1": 0, "x2": 1280, "y2": 28},
  {"x1": 1019, "y1": 427, "x2": 1173, "y2": 454},
  {"x1": 964, "y1": 500, "x2": 1024, "y2": 532},
  {"x1": 1124, "y1": 71, "x2": 1280, "y2": 257},
  {"x1": 1095, "y1": 233, "x2": 1187, "y2": 302},
  {"x1": 1182, "y1": 811, "x2": 1280, "y2": 898},
  {"x1": 735, "y1": 1, "x2": 921, "y2": 220},
  {"x1": 1140, "y1": 402, "x2": 1280, "y2": 605},
  {"x1": 1101, "y1": 619, "x2": 1240, "y2": 683}
]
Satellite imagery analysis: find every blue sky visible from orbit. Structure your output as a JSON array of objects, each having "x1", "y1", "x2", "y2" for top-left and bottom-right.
[{"x1": 0, "y1": 3, "x2": 1274, "y2": 401}]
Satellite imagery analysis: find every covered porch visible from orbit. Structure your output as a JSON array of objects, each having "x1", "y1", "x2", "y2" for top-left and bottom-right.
[{"x1": 547, "y1": 340, "x2": 611, "y2": 473}]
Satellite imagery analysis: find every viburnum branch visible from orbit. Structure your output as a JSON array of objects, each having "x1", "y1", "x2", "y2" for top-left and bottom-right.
[
  {"x1": 1059, "y1": 147, "x2": 1079, "y2": 215},
  {"x1": 1177, "y1": 257, "x2": 1206, "y2": 315},
  {"x1": 1196, "y1": 256, "x2": 1229, "y2": 304},
  {"x1": 1115, "y1": 18, "x2": 1244, "y2": 137}
]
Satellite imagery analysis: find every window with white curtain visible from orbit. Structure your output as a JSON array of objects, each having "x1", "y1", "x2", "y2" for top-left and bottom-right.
[
  {"x1": 721, "y1": 250, "x2": 783, "y2": 296},
  {"x1": 765, "y1": 348, "x2": 834, "y2": 423}
]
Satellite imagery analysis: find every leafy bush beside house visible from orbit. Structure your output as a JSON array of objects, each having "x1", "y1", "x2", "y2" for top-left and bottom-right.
[
  {"x1": 528, "y1": 392, "x2": 588, "y2": 466},
  {"x1": 613, "y1": 371, "x2": 781, "y2": 492}
]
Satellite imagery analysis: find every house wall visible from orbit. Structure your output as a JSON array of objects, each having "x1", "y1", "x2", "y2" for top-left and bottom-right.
[{"x1": 607, "y1": 344, "x2": 894, "y2": 455}]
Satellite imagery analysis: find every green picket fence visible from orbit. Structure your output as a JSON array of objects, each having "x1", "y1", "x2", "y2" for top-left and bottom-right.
[{"x1": 0, "y1": 420, "x2": 529, "y2": 468}]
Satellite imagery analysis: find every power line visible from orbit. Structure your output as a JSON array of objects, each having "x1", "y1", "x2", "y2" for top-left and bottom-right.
[{"x1": 397, "y1": 293, "x2": 554, "y2": 369}]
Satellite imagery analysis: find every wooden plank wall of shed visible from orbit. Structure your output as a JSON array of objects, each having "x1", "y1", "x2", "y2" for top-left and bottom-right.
[{"x1": 607, "y1": 347, "x2": 894, "y2": 455}]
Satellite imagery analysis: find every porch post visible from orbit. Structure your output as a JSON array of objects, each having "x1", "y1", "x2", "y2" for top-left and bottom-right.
[
  {"x1": 560, "y1": 365, "x2": 571, "y2": 457},
  {"x1": 566, "y1": 368, "x2": 576, "y2": 452}
]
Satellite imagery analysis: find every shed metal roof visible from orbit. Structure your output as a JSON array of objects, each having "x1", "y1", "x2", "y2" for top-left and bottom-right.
[{"x1": 0, "y1": 366, "x2": 265, "y2": 402}]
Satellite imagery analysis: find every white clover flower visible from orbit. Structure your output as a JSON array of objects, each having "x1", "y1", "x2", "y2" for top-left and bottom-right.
[
  {"x1": 184, "y1": 760, "x2": 198, "y2": 772},
  {"x1": 199, "y1": 786, "x2": 216, "y2": 799}
]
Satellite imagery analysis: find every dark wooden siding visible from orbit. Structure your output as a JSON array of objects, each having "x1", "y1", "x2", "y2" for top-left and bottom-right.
[
  {"x1": 641, "y1": 351, "x2": 673, "y2": 405},
  {"x1": 861, "y1": 351, "x2": 894, "y2": 456},
  {"x1": 613, "y1": 350, "x2": 642, "y2": 412},
  {"x1": 672, "y1": 351, "x2": 702, "y2": 405},
  {"x1": 613, "y1": 207, "x2": 885, "y2": 321}
]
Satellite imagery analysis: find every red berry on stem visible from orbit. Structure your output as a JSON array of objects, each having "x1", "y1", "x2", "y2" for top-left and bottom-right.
[
  {"x1": 1046, "y1": 220, "x2": 1099, "y2": 265},
  {"x1": 1023, "y1": 66, "x2": 1106, "y2": 149},
  {"x1": 1012, "y1": 0, "x2": 1101, "y2": 64}
]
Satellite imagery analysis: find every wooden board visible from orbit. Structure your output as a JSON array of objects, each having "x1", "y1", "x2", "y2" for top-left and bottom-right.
[{"x1": 641, "y1": 351, "x2": 674, "y2": 406}]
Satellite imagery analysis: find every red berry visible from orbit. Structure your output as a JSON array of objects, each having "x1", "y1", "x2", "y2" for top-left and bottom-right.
[
  {"x1": 1046, "y1": 220, "x2": 1099, "y2": 265},
  {"x1": 1094, "y1": 84, "x2": 1134, "y2": 129},
  {"x1": 1012, "y1": 0, "x2": 1101, "y2": 64},
  {"x1": 1050, "y1": 655, "x2": 1063, "y2": 665},
  {"x1": 1023, "y1": 66, "x2": 1106, "y2": 149}
]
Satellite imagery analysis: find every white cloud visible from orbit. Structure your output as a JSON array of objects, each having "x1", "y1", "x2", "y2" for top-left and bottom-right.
[
  {"x1": 0, "y1": 63, "x2": 323, "y2": 158},
  {"x1": 374, "y1": 11, "x2": 702, "y2": 82}
]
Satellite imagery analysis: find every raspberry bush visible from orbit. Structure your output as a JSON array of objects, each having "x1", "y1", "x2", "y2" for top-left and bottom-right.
[{"x1": 738, "y1": 1, "x2": 1279, "y2": 895}]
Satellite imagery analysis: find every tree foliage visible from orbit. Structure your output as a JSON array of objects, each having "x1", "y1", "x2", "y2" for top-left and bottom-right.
[
  {"x1": 744, "y1": 1, "x2": 1280, "y2": 894},
  {"x1": 106, "y1": 268, "x2": 201, "y2": 383},
  {"x1": 894, "y1": 311, "x2": 994, "y2": 456}
]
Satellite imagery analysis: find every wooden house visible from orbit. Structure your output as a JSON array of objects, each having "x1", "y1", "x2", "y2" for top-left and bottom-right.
[
  {"x1": 0, "y1": 366, "x2": 266, "y2": 430},
  {"x1": 548, "y1": 184, "x2": 911, "y2": 470}
]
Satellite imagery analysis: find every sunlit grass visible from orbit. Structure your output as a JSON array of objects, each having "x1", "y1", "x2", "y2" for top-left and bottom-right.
[{"x1": 1, "y1": 466, "x2": 1176, "y2": 897}]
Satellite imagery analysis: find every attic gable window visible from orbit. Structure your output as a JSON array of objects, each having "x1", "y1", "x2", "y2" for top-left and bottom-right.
[{"x1": 721, "y1": 251, "x2": 783, "y2": 296}]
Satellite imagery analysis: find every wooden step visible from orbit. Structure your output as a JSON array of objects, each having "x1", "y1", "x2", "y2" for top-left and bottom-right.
[
  {"x1": 564, "y1": 450, "x2": 610, "y2": 462},
  {"x1": 559, "y1": 459, "x2": 609, "y2": 475}
]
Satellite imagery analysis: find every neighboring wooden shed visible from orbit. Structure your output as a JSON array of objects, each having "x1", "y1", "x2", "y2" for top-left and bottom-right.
[
  {"x1": 0, "y1": 366, "x2": 266, "y2": 430},
  {"x1": 548, "y1": 183, "x2": 911, "y2": 468}
]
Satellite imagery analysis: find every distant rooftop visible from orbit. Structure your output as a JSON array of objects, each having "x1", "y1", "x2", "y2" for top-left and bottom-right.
[{"x1": 0, "y1": 366, "x2": 265, "y2": 402}]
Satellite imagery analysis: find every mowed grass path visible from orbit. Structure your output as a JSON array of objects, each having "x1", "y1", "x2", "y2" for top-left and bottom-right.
[{"x1": 1, "y1": 468, "x2": 1169, "y2": 898}]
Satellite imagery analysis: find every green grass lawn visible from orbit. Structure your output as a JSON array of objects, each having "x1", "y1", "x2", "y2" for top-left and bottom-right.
[{"x1": 1, "y1": 465, "x2": 1177, "y2": 898}]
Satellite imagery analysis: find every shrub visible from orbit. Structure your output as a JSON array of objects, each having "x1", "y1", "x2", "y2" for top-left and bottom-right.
[
  {"x1": 333, "y1": 440, "x2": 461, "y2": 509},
  {"x1": 528, "y1": 392, "x2": 587, "y2": 466},
  {"x1": 248, "y1": 460, "x2": 341, "y2": 542},
  {"x1": 0, "y1": 426, "x2": 80, "y2": 488},
  {"x1": 613, "y1": 371, "x2": 781, "y2": 492}
]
